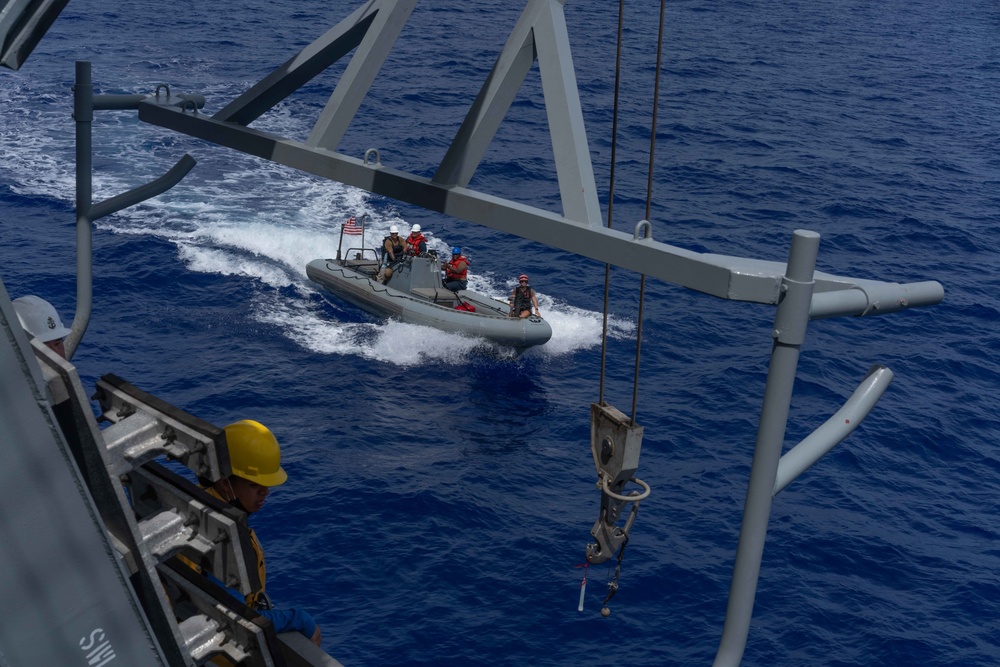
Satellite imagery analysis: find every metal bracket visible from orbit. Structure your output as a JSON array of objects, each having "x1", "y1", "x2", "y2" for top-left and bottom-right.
[
  {"x1": 95, "y1": 373, "x2": 229, "y2": 481},
  {"x1": 159, "y1": 560, "x2": 284, "y2": 667},
  {"x1": 176, "y1": 615, "x2": 242, "y2": 665},
  {"x1": 137, "y1": 508, "x2": 215, "y2": 562},
  {"x1": 586, "y1": 403, "x2": 649, "y2": 564},
  {"x1": 128, "y1": 461, "x2": 261, "y2": 596}
]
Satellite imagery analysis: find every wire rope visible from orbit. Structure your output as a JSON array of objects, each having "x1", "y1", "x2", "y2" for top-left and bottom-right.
[
  {"x1": 598, "y1": 0, "x2": 626, "y2": 407},
  {"x1": 629, "y1": 0, "x2": 667, "y2": 426},
  {"x1": 599, "y1": 0, "x2": 667, "y2": 427}
]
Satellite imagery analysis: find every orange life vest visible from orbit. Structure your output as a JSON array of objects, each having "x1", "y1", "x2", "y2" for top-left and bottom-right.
[
  {"x1": 444, "y1": 255, "x2": 469, "y2": 281},
  {"x1": 405, "y1": 233, "x2": 427, "y2": 255}
]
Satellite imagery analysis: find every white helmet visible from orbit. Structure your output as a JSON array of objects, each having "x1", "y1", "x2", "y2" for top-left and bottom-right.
[
  {"x1": 389, "y1": 224, "x2": 399, "y2": 234},
  {"x1": 410, "y1": 224, "x2": 421, "y2": 233},
  {"x1": 13, "y1": 295, "x2": 71, "y2": 343}
]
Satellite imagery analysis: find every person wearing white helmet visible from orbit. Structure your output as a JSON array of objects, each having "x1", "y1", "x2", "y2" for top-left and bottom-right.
[
  {"x1": 381, "y1": 224, "x2": 405, "y2": 267},
  {"x1": 13, "y1": 295, "x2": 71, "y2": 358},
  {"x1": 378, "y1": 224, "x2": 406, "y2": 284},
  {"x1": 404, "y1": 223, "x2": 427, "y2": 256}
]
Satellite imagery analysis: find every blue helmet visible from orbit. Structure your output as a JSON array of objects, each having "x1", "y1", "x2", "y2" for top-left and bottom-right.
[{"x1": 452, "y1": 246, "x2": 461, "y2": 255}]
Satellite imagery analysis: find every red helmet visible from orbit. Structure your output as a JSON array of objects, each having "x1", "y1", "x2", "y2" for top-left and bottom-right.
[{"x1": 518, "y1": 274, "x2": 529, "y2": 282}]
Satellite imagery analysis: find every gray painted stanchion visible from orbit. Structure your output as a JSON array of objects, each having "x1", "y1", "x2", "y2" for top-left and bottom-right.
[
  {"x1": 66, "y1": 60, "x2": 93, "y2": 360},
  {"x1": 773, "y1": 364, "x2": 893, "y2": 496},
  {"x1": 713, "y1": 230, "x2": 820, "y2": 667},
  {"x1": 65, "y1": 62, "x2": 196, "y2": 360}
]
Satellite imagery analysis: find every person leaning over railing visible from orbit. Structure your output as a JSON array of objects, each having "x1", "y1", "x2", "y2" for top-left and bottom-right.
[{"x1": 190, "y1": 420, "x2": 323, "y2": 648}]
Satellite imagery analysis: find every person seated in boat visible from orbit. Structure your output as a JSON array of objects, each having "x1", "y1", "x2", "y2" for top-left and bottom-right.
[
  {"x1": 404, "y1": 223, "x2": 427, "y2": 256},
  {"x1": 441, "y1": 246, "x2": 470, "y2": 292},
  {"x1": 382, "y1": 224, "x2": 405, "y2": 265},
  {"x1": 189, "y1": 420, "x2": 323, "y2": 649},
  {"x1": 509, "y1": 274, "x2": 541, "y2": 319},
  {"x1": 13, "y1": 294, "x2": 71, "y2": 359},
  {"x1": 379, "y1": 224, "x2": 406, "y2": 283}
]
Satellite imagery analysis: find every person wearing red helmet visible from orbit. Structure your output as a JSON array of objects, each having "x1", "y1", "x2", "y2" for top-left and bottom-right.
[{"x1": 509, "y1": 274, "x2": 541, "y2": 319}]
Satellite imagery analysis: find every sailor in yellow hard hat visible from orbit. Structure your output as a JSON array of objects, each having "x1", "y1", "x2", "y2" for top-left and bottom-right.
[
  {"x1": 212, "y1": 419, "x2": 288, "y2": 513},
  {"x1": 205, "y1": 420, "x2": 322, "y2": 647}
]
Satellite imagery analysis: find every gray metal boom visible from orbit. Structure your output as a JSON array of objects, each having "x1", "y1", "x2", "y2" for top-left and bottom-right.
[
  {"x1": 131, "y1": 0, "x2": 942, "y2": 317},
  {"x1": 138, "y1": 98, "x2": 942, "y2": 318},
  {"x1": 215, "y1": 1, "x2": 384, "y2": 126}
]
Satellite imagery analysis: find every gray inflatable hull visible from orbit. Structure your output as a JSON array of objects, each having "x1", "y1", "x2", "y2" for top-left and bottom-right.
[{"x1": 307, "y1": 258, "x2": 552, "y2": 350}]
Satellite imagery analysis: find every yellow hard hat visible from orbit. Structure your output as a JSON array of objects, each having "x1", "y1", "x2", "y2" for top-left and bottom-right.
[{"x1": 223, "y1": 420, "x2": 288, "y2": 487}]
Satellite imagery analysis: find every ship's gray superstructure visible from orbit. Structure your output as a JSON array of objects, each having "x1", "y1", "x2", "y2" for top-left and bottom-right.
[{"x1": 0, "y1": 282, "x2": 344, "y2": 666}]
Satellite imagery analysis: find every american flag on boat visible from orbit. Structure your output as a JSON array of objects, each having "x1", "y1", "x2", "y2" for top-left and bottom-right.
[{"x1": 343, "y1": 216, "x2": 363, "y2": 235}]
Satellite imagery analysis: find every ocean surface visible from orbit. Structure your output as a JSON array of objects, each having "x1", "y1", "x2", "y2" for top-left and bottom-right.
[{"x1": 2, "y1": 0, "x2": 999, "y2": 665}]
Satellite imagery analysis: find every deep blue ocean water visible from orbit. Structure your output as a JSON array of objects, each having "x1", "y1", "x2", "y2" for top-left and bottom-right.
[{"x1": 2, "y1": 0, "x2": 999, "y2": 665}]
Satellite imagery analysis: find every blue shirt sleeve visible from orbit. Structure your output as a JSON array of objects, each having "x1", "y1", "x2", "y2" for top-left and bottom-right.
[
  {"x1": 257, "y1": 607, "x2": 318, "y2": 637},
  {"x1": 204, "y1": 571, "x2": 317, "y2": 638}
]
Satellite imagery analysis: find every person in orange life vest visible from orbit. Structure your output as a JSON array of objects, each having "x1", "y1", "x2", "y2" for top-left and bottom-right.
[
  {"x1": 404, "y1": 223, "x2": 427, "y2": 256},
  {"x1": 441, "y1": 246, "x2": 469, "y2": 291},
  {"x1": 509, "y1": 274, "x2": 541, "y2": 319},
  {"x1": 204, "y1": 420, "x2": 322, "y2": 646}
]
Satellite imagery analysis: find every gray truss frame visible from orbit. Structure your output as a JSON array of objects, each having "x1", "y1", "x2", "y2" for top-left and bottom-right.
[{"x1": 134, "y1": 0, "x2": 942, "y2": 318}]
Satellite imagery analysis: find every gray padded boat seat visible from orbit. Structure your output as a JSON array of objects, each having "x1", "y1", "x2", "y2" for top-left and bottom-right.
[{"x1": 411, "y1": 287, "x2": 461, "y2": 304}]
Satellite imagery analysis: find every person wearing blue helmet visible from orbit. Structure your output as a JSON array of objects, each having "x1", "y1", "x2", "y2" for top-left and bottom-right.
[{"x1": 442, "y1": 246, "x2": 470, "y2": 291}]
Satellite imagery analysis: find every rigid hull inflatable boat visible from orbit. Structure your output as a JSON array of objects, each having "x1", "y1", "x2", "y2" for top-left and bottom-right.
[{"x1": 306, "y1": 250, "x2": 552, "y2": 351}]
